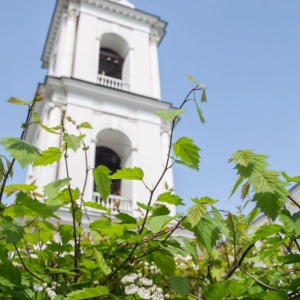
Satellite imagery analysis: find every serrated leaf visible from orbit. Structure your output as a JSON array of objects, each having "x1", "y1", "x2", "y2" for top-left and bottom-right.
[
  {"x1": 2, "y1": 217, "x2": 24, "y2": 244},
  {"x1": 65, "y1": 286, "x2": 109, "y2": 300},
  {"x1": 193, "y1": 215, "x2": 220, "y2": 251},
  {"x1": 172, "y1": 157, "x2": 199, "y2": 170},
  {"x1": 249, "y1": 170, "x2": 278, "y2": 194},
  {"x1": 152, "y1": 251, "x2": 175, "y2": 275},
  {"x1": 156, "y1": 108, "x2": 185, "y2": 122},
  {"x1": 152, "y1": 204, "x2": 170, "y2": 216},
  {"x1": 173, "y1": 137, "x2": 200, "y2": 170},
  {"x1": 229, "y1": 149, "x2": 254, "y2": 167},
  {"x1": 94, "y1": 249, "x2": 112, "y2": 275},
  {"x1": 169, "y1": 276, "x2": 190, "y2": 297},
  {"x1": 47, "y1": 267, "x2": 76, "y2": 276},
  {"x1": 229, "y1": 175, "x2": 245, "y2": 198},
  {"x1": 149, "y1": 215, "x2": 173, "y2": 233},
  {"x1": 0, "y1": 260, "x2": 22, "y2": 287},
  {"x1": 0, "y1": 137, "x2": 41, "y2": 168},
  {"x1": 58, "y1": 224, "x2": 74, "y2": 245},
  {"x1": 157, "y1": 192, "x2": 184, "y2": 206},
  {"x1": 187, "y1": 202, "x2": 206, "y2": 228},
  {"x1": 15, "y1": 191, "x2": 57, "y2": 218},
  {"x1": 251, "y1": 224, "x2": 282, "y2": 243},
  {"x1": 43, "y1": 178, "x2": 71, "y2": 199},
  {"x1": 63, "y1": 133, "x2": 81, "y2": 152},
  {"x1": 212, "y1": 206, "x2": 230, "y2": 237},
  {"x1": 79, "y1": 122, "x2": 93, "y2": 129},
  {"x1": 4, "y1": 184, "x2": 37, "y2": 197},
  {"x1": 203, "y1": 281, "x2": 246, "y2": 300},
  {"x1": 93, "y1": 166, "x2": 111, "y2": 201},
  {"x1": 110, "y1": 167, "x2": 144, "y2": 180},
  {"x1": 137, "y1": 202, "x2": 153, "y2": 211},
  {"x1": 182, "y1": 237, "x2": 198, "y2": 264},
  {"x1": 33, "y1": 147, "x2": 61, "y2": 166},
  {"x1": 6, "y1": 97, "x2": 28, "y2": 105},
  {"x1": 194, "y1": 100, "x2": 206, "y2": 124},
  {"x1": 0, "y1": 157, "x2": 4, "y2": 181}
]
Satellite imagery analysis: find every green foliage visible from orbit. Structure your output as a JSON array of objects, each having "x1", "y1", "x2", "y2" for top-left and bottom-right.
[
  {"x1": 1, "y1": 85, "x2": 300, "y2": 300},
  {"x1": 110, "y1": 167, "x2": 144, "y2": 180},
  {"x1": 93, "y1": 165, "x2": 111, "y2": 200},
  {"x1": 0, "y1": 137, "x2": 41, "y2": 168},
  {"x1": 173, "y1": 137, "x2": 200, "y2": 170}
]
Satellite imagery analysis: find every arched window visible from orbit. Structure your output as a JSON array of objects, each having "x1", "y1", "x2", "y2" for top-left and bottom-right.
[
  {"x1": 99, "y1": 48, "x2": 124, "y2": 80},
  {"x1": 95, "y1": 146, "x2": 121, "y2": 195}
]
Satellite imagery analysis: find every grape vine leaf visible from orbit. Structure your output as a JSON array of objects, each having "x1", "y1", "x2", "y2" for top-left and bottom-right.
[{"x1": 0, "y1": 137, "x2": 41, "y2": 168}]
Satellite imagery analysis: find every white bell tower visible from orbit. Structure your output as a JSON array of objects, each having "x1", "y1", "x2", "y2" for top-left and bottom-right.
[{"x1": 26, "y1": 0, "x2": 176, "y2": 218}]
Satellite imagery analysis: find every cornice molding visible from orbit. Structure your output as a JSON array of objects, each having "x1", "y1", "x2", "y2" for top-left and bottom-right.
[{"x1": 41, "y1": 76, "x2": 174, "y2": 114}]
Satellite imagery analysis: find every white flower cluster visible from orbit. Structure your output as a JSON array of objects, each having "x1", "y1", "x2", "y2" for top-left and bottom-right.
[
  {"x1": 121, "y1": 273, "x2": 169, "y2": 299},
  {"x1": 32, "y1": 281, "x2": 60, "y2": 300}
]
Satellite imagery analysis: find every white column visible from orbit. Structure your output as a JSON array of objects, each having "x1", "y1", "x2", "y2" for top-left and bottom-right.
[
  {"x1": 127, "y1": 47, "x2": 135, "y2": 92},
  {"x1": 60, "y1": 9, "x2": 79, "y2": 77},
  {"x1": 149, "y1": 34, "x2": 161, "y2": 100}
]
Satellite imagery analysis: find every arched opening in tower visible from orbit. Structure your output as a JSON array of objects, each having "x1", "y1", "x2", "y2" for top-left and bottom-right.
[
  {"x1": 99, "y1": 48, "x2": 124, "y2": 80},
  {"x1": 95, "y1": 146, "x2": 121, "y2": 195}
]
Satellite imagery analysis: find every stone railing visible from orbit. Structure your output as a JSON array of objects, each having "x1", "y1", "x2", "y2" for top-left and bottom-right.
[
  {"x1": 92, "y1": 192, "x2": 132, "y2": 214},
  {"x1": 97, "y1": 74, "x2": 129, "y2": 91}
]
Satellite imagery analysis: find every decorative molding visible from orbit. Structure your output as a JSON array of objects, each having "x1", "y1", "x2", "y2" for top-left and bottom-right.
[
  {"x1": 64, "y1": 9, "x2": 79, "y2": 22},
  {"x1": 149, "y1": 34, "x2": 160, "y2": 46}
]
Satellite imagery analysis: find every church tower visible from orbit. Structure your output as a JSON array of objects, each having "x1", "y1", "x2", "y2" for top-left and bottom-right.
[{"x1": 25, "y1": 0, "x2": 176, "y2": 219}]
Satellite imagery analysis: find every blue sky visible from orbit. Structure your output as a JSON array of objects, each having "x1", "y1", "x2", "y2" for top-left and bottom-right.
[{"x1": 1, "y1": 1, "x2": 300, "y2": 212}]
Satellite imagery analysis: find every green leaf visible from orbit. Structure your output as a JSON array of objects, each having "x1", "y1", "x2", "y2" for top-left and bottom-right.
[
  {"x1": 65, "y1": 286, "x2": 109, "y2": 300},
  {"x1": 212, "y1": 207, "x2": 230, "y2": 237},
  {"x1": 93, "y1": 249, "x2": 112, "y2": 275},
  {"x1": 0, "y1": 260, "x2": 22, "y2": 287},
  {"x1": 182, "y1": 237, "x2": 198, "y2": 264},
  {"x1": 63, "y1": 133, "x2": 81, "y2": 152},
  {"x1": 201, "y1": 89, "x2": 207, "y2": 102},
  {"x1": 229, "y1": 175, "x2": 245, "y2": 198},
  {"x1": 6, "y1": 97, "x2": 28, "y2": 105},
  {"x1": 115, "y1": 213, "x2": 137, "y2": 224},
  {"x1": 169, "y1": 276, "x2": 190, "y2": 297},
  {"x1": 173, "y1": 137, "x2": 200, "y2": 170},
  {"x1": 152, "y1": 204, "x2": 170, "y2": 216},
  {"x1": 249, "y1": 170, "x2": 279, "y2": 194},
  {"x1": 156, "y1": 108, "x2": 185, "y2": 122},
  {"x1": 15, "y1": 191, "x2": 57, "y2": 218},
  {"x1": 83, "y1": 201, "x2": 108, "y2": 212},
  {"x1": 58, "y1": 224, "x2": 74, "y2": 244},
  {"x1": 32, "y1": 112, "x2": 60, "y2": 134},
  {"x1": 187, "y1": 202, "x2": 206, "y2": 228},
  {"x1": 0, "y1": 137, "x2": 41, "y2": 168},
  {"x1": 194, "y1": 100, "x2": 206, "y2": 124},
  {"x1": 2, "y1": 217, "x2": 24, "y2": 244},
  {"x1": 137, "y1": 202, "x2": 153, "y2": 211},
  {"x1": 110, "y1": 167, "x2": 144, "y2": 180},
  {"x1": 43, "y1": 178, "x2": 71, "y2": 199},
  {"x1": 4, "y1": 184, "x2": 37, "y2": 197},
  {"x1": 79, "y1": 122, "x2": 93, "y2": 129},
  {"x1": 171, "y1": 157, "x2": 199, "y2": 170},
  {"x1": 203, "y1": 281, "x2": 246, "y2": 300},
  {"x1": 186, "y1": 74, "x2": 197, "y2": 83},
  {"x1": 93, "y1": 166, "x2": 111, "y2": 201},
  {"x1": 47, "y1": 267, "x2": 76, "y2": 276},
  {"x1": 148, "y1": 215, "x2": 173, "y2": 233},
  {"x1": 251, "y1": 224, "x2": 282, "y2": 243},
  {"x1": 193, "y1": 215, "x2": 220, "y2": 251},
  {"x1": 229, "y1": 149, "x2": 254, "y2": 167},
  {"x1": 33, "y1": 147, "x2": 61, "y2": 166},
  {"x1": 278, "y1": 254, "x2": 300, "y2": 264},
  {"x1": 157, "y1": 192, "x2": 184, "y2": 206},
  {"x1": 152, "y1": 251, "x2": 175, "y2": 275},
  {"x1": 281, "y1": 171, "x2": 300, "y2": 183}
]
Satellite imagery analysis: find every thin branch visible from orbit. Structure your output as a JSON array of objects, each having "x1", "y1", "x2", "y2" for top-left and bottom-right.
[
  {"x1": 239, "y1": 266, "x2": 277, "y2": 291},
  {"x1": 224, "y1": 243, "x2": 254, "y2": 280},
  {"x1": 288, "y1": 195, "x2": 300, "y2": 210},
  {"x1": 14, "y1": 244, "x2": 43, "y2": 282}
]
